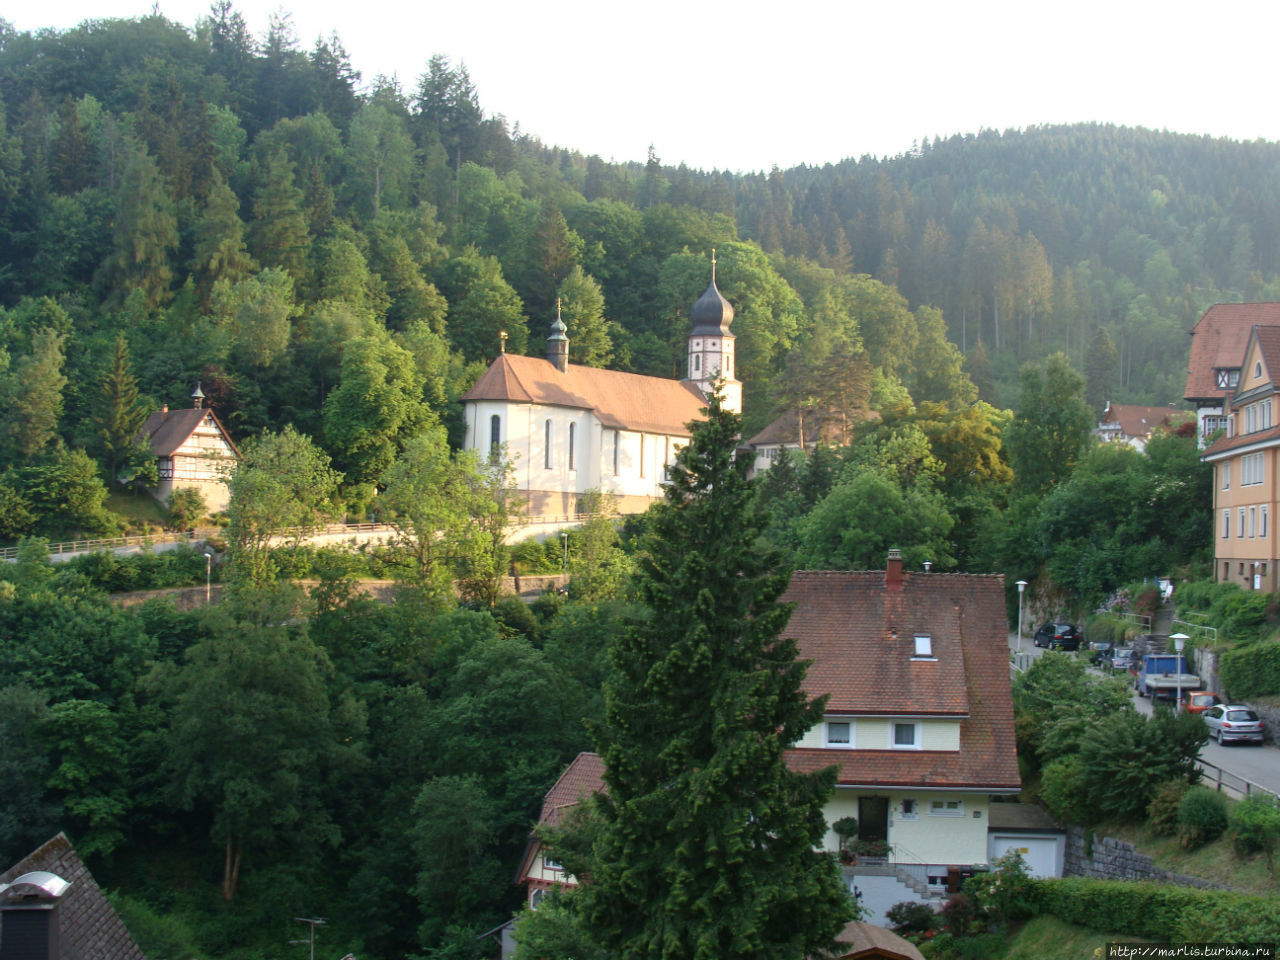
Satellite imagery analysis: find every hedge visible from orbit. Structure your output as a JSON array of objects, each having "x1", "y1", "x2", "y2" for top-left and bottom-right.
[
  {"x1": 1220, "y1": 640, "x2": 1280, "y2": 700},
  {"x1": 1030, "y1": 877, "x2": 1280, "y2": 942}
]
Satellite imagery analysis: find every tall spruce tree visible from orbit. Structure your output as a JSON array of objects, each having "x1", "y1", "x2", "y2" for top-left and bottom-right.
[{"x1": 572, "y1": 391, "x2": 851, "y2": 960}]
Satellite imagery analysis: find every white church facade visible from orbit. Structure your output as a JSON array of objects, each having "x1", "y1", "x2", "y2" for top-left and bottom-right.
[{"x1": 461, "y1": 259, "x2": 741, "y2": 518}]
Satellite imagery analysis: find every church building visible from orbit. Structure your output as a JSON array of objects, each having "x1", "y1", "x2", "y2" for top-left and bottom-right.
[{"x1": 460, "y1": 258, "x2": 741, "y2": 518}]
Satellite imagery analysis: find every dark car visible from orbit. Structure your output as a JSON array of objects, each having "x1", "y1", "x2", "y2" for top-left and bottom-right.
[
  {"x1": 1088, "y1": 641, "x2": 1114, "y2": 666},
  {"x1": 1033, "y1": 622, "x2": 1081, "y2": 651}
]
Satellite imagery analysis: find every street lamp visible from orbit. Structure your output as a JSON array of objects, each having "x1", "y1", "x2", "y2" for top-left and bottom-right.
[
  {"x1": 1016, "y1": 580, "x2": 1028, "y2": 654},
  {"x1": 1171, "y1": 633, "x2": 1189, "y2": 713},
  {"x1": 204, "y1": 552, "x2": 213, "y2": 604}
]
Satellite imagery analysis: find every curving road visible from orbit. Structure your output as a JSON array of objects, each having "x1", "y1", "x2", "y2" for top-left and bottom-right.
[{"x1": 1008, "y1": 630, "x2": 1280, "y2": 798}]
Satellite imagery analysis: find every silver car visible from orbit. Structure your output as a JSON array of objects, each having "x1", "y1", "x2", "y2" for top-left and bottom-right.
[{"x1": 1203, "y1": 705, "x2": 1264, "y2": 744}]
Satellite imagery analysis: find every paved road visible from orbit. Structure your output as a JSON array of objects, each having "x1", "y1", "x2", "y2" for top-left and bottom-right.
[{"x1": 1007, "y1": 631, "x2": 1280, "y2": 797}]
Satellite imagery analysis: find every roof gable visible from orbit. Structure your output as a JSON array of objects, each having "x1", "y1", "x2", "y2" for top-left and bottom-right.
[
  {"x1": 1185, "y1": 303, "x2": 1280, "y2": 401},
  {"x1": 781, "y1": 569, "x2": 1019, "y2": 791},
  {"x1": 1237, "y1": 326, "x2": 1280, "y2": 401},
  {"x1": 140, "y1": 407, "x2": 239, "y2": 458},
  {"x1": 462, "y1": 354, "x2": 707, "y2": 436}
]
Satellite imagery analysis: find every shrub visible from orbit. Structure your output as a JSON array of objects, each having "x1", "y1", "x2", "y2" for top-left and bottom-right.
[
  {"x1": 1177, "y1": 787, "x2": 1228, "y2": 848},
  {"x1": 1133, "y1": 587, "x2": 1161, "y2": 618},
  {"x1": 939, "y1": 892, "x2": 975, "y2": 936},
  {"x1": 1228, "y1": 793, "x2": 1280, "y2": 877},
  {"x1": 1147, "y1": 779, "x2": 1188, "y2": 836},
  {"x1": 1220, "y1": 640, "x2": 1280, "y2": 700},
  {"x1": 963, "y1": 851, "x2": 1037, "y2": 924},
  {"x1": 885, "y1": 900, "x2": 937, "y2": 934}
]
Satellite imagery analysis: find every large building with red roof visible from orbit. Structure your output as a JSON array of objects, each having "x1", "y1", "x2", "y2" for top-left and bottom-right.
[{"x1": 461, "y1": 260, "x2": 739, "y2": 518}]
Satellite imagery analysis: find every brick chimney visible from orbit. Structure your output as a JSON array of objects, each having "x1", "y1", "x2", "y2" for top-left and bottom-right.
[
  {"x1": 0, "y1": 871, "x2": 70, "y2": 960},
  {"x1": 886, "y1": 548, "x2": 904, "y2": 590}
]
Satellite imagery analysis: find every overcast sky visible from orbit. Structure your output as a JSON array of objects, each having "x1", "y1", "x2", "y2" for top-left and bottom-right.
[{"x1": 12, "y1": 0, "x2": 1280, "y2": 173}]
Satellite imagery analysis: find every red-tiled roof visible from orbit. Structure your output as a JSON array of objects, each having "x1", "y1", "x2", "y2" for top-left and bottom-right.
[
  {"x1": 781, "y1": 569, "x2": 1020, "y2": 791},
  {"x1": 537, "y1": 751, "x2": 606, "y2": 827},
  {"x1": 747, "y1": 407, "x2": 879, "y2": 447},
  {"x1": 1254, "y1": 326, "x2": 1280, "y2": 387},
  {"x1": 139, "y1": 406, "x2": 239, "y2": 457},
  {"x1": 1203, "y1": 422, "x2": 1280, "y2": 459},
  {"x1": 1185, "y1": 303, "x2": 1280, "y2": 401},
  {"x1": 1, "y1": 833, "x2": 146, "y2": 960},
  {"x1": 1098, "y1": 403, "x2": 1185, "y2": 438},
  {"x1": 462, "y1": 354, "x2": 707, "y2": 436}
]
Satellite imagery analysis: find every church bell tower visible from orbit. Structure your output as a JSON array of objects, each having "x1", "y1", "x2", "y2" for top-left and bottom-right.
[{"x1": 685, "y1": 251, "x2": 742, "y2": 414}]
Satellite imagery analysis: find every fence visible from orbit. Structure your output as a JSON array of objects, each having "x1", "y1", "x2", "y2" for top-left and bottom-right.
[
  {"x1": 0, "y1": 530, "x2": 203, "y2": 561},
  {"x1": 1196, "y1": 758, "x2": 1278, "y2": 802},
  {"x1": 1172, "y1": 616, "x2": 1219, "y2": 646}
]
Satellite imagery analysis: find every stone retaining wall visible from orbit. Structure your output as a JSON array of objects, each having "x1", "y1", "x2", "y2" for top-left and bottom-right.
[{"x1": 1063, "y1": 825, "x2": 1224, "y2": 890}]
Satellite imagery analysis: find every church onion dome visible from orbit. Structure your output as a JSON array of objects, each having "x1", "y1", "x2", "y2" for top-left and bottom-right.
[
  {"x1": 549, "y1": 313, "x2": 568, "y2": 341},
  {"x1": 689, "y1": 278, "x2": 734, "y2": 336}
]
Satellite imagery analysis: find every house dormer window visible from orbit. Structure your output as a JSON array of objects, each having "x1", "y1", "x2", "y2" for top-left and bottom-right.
[
  {"x1": 892, "y1": 721, "x2": 922, "y2": 749},
  {"x1": 825, "y1": 721, "x2": 853, "y2": 748},
  {"x1": 913, "y1": 634, "x2": 932, "y2": 657}
]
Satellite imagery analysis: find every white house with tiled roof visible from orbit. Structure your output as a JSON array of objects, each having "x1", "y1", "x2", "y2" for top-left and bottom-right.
[
  {"x1": 1093, "y1": 402, "x2": 1188, "y2": 453},
  {"x1": 461, "y1": 261, "x2": 739, "y2": 518},
  {"x1": 137, "y1": 386, "x2": 238, "y2": 512},
  {"x1": 516, "y1": 553, "x2": 1024, "y2": 915}
]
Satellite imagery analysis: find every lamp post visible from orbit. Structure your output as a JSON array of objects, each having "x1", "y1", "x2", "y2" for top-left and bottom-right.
[
  {"x1": 560, "y1": 531, "x2": 568, "y2": 575},
  {"x1": 204, "y1": 552, "x2": 213, "y2": 605},
  {"x1": 1016, "y1": 580, "x2": 1028, "y2": 654},
  {"x1": 1171, "y1": 633, "x2": 1189, "y2": 713}
]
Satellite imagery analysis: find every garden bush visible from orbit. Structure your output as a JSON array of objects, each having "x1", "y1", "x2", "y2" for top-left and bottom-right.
[
  {"x1": 1220, "y1": 640, "x2": 1280, "y2": 700},
  {"x1": 1147, "y1": 779, "x2": 1188, "y2": 836},
  {"x1": 1228, "y1": 793, "x2": 1280, "y2": 877},
  {"x1": 1176, "y1": 787, "x2": 1228, "y2": 849},
  {"x1": 939, "y1": 892, "x2": 975, "y2": 936},
  {"x1": 885, "y1": 900, "x2": 937, "y2": 934}
]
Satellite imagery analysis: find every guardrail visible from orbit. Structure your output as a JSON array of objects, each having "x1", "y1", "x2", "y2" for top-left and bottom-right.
[
  {"x1": 1172, "y1": 617, "x2": 1218, "y2": 645},
  {"x1": 1197, "y1": 758, "x2": 1278, "y2": 802},
  {"x1": 1, "y1": 530, "x2": 204, "y2": 561}
]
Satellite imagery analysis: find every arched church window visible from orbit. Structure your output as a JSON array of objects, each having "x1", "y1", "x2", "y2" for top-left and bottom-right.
[
  {"x1": 568, "y1": 423, "x2": 576, "y2": 471},
  {"x1": 694, "y1": 354, "x2": 701, "y2": 372},
  {"x1": 489, "y1": 414, "x2": 501, "y2": 451},
  {"x1": 545, "y1": 419, "x2": 553, "y2": 469}
]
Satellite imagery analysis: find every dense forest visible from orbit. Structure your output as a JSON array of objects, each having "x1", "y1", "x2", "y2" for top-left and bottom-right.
[{"x1": 0, "y1": 7, "x2": 1252, "y2": 959}]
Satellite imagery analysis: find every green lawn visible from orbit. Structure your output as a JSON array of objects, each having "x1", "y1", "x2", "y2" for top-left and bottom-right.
[
  {"x1": 997, "y1": 916, "x2": 1147, "y2": 960},
  {"x1": 1097, "y1": 815, "x2": 1277, "y2": 894},
  {"x1": 106, "y1": 488, "x2": 169, "y2": 533}
]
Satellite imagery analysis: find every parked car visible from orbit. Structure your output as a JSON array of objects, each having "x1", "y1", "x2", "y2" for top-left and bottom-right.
[
  {"x1": 1033, "y1": 622, "x2": 1081, "y2": 651},
  {"x1": 1202, "y1": 705, "x2": 1265, "y2": 744},
  {"x1": 1110, "y1": 647, "x2": 1138, "y2": 672},
  {"x1": 1184, "y1": 691, "x2": 1223, "y2": 715},
  {"x1": 1088, "y1": 642, "x2": 1114, "y2": 667}
]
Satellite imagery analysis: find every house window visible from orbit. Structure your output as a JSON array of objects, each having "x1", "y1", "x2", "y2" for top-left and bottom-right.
[
  {"x1": 892, "y1": 722, "x2": 921, "y2": 749},
  {"x1": 913, "y1": 634, "x2": 932, "y2": 657},
  {"x1": 545, "y1": 420, "x2": 553, "y2": 469},
  {"x1": 568, "y1": 423, "x2": 576, "y2": 471},
  {"x1": 489, "y1": 414, "x2": 501, "y2": 452},
  {"x1": 899, "y1": 798, "x2": 919, "y2": 820},
  {"x1": 1250, "y1": 506, "x2": 1257, "y2": 538},
  {"x1": 1223, "y1": 509, "x2": 1231, "y2": 539},
  {"x1": 1243, "y1": 452, "x2": 1264, "y2": 485},
  {"x1": 1264, "y1": 506, "x2": 1269, "y2": 539},
  {"x1": 1240, "y1": 508, "x2": 1247, "y2": 538},
  {"x1": 826, "y1": 721, "x2": 853, "y2": 747},
  {"x1": 613, "y1": 429, "x2": 620, "y2": 476},
  {"x1": 1256, "y1": 361, "x2": 1264, "y2": 379},
  {"x1": 929, "y1": 799, "x2": 964, "y2": 817},
  {"x1": 543, "y1": 857, "x2": 563, "y2": 871},
  {"x1": 530, "y1": 888, "x2": 546, "y2": 909},
  {"x1": 1222, "y1": 462, "x2": 1230, "y2": 490}
]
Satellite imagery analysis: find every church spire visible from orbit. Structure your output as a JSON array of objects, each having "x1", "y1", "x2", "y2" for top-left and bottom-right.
[
  {"x1": 547, "y1": 298, "x2": 569, "y2": 373},
  {"x1": 685, "y1": 251, "x2": 741, "y2": 414}
]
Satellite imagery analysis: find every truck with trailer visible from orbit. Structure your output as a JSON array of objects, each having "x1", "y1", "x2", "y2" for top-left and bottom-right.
[{"x1": 1134, "y1": 653, "x2": 1201, "y2": 700}]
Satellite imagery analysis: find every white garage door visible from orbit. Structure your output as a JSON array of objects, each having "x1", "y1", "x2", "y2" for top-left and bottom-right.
[{"x1": 988, "y1": 833, "x2": 1060, "y2": 878}]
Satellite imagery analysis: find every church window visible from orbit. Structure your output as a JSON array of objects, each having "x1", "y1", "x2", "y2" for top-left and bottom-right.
[
  {"x1": 545, "y1": 420, "x2": 553, "y2": 469},
  {"x1": 568, "y1": 423, "x2": 576, "y2": 471},
  {"x1": 613, "y1": 429, "x2": 620, "y2": 475},
  {"x1": 489, "y1": 415, "x2": 501, "y2": 452},
  {"x1": 694, "y1": 354, "x2": 700, "y2": 372},
  {"x1": 639, "y1": 434, "x2": 645, "y2": 478},
  {"x1": 725, "y1": 354, "x2": 731, "y2": 375}
]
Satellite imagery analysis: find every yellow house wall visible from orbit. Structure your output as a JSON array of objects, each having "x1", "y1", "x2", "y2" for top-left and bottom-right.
[
  {"x1": 794, "y1": 718, "x2": 961, "y2": 750},
  {"x1": 822, "y1": 790, "x2": 990, "y2": 866}
]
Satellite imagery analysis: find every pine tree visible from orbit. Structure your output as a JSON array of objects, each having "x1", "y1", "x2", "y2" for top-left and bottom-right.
[
  {"x1": 91, "y1": 332, "x2": 152, "y2": 484},
  {"x1": 249, "y1": 150, "x2": 311, "y2": 285},
  {"x1": 570, "y1": 392, "x2": 850, "y2": 960}
]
